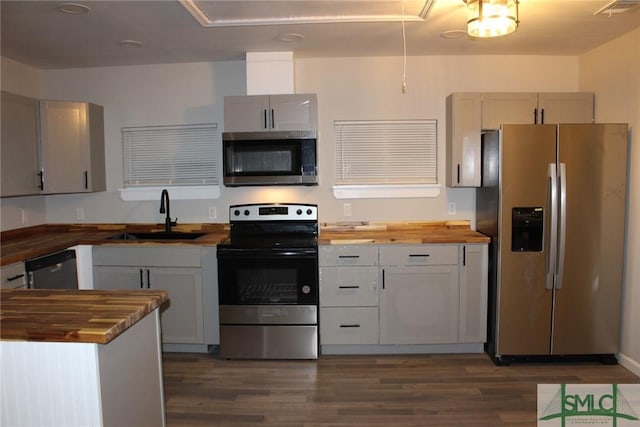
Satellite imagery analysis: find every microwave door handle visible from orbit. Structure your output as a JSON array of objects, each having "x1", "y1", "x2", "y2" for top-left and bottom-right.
[
  {"x1": 271, "y1": 109, "x2": 275, "y2": 129},
  {"x1": 263, "y1": 109, "x2": 267, "y2": 129}
]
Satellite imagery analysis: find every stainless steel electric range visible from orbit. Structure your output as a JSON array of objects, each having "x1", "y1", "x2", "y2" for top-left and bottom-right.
[{"x1": 216, "y1": 203, "x2": 319, "y2": 359}]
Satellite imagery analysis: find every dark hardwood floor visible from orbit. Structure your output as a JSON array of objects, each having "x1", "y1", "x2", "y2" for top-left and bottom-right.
[{"x1": 162, "y1": 351, "x2": 639, "y2": 426}]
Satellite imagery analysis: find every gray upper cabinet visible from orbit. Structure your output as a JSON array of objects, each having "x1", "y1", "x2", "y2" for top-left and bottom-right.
[
  {"x1": 446, "y1": 93, "x2": 482, "y2": 187},
  {"x1": 536, "y1": 92, "x2": 595, "y2": 124},
  {"x1": 224, "y1": 94, "x2": 318, "y2": 132},
  {"x1": 1, "y1": 92, "x2": 40, "y2": 197},
  {"x1": 39, "y1": 100, "x2": 106, "y2": 194},
  {"x1": 481, "y1": 92, "x2": 539, "y2": 129},
  {"x1": 482, "y1": 92, "x2": 594, "y2": 128},
  {"x1": 446, "y1": 91, "x2": 594, "y2": 188}
]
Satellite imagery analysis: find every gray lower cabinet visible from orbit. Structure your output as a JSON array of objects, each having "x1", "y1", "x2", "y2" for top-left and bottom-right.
[
  {"x1": 459, "y1": 244, "x2": 488, "y2": 343},
  {"x1": 379, "y1": 245, "x2": 460, "y2": 344},
  {"x1": 92, "y1": 246, "x2": 217, "y2": 349},
  {"x1": 319, "y1": 243, "x2": 488, "y2": 351},
  {"x1": 319, "y1": 245, "x2": 379, "y2": 345}
]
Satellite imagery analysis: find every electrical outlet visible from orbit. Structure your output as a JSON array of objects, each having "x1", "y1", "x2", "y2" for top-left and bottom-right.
[
  {"x1": 208, "y1": 206, "x2": 217, "y2": 220},
  {"x1": 448, "y1": 202, "x2": 456, "y2": 216},
  {"x1": 75, "y1": 207, "x2": 85, "y2": 221},
  {"x1": 343, "y1": 203, "x2": 352, "y2": 217}
]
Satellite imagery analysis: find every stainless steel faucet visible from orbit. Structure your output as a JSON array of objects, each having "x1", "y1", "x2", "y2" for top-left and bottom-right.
[{"x1": 159, "y1": 189, "x2": 177, "y2": 233}]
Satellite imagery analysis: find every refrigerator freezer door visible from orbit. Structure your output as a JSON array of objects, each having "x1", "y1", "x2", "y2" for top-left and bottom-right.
[
  {"x1": 496, "y1": 124, "x2": 558, "y2": 356},
  {"x1": 552, "y1": 124, "x2": 628, "y2": 355}
]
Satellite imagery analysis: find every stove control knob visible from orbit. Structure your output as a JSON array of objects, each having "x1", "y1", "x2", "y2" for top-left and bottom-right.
[
  {"x1": 233, "y1": 209, "x2": 240, "y2": 216},
  {"x1": 306, "y1": 209, "x2": 313, "y2": 215},
  {"x1": 296, "y1": 209, "x2": 302, "y2": 215},
  {"x1": 244, "y1": 209, "x2": 250, "y2": 216},
  {"x1": 302, "y1": 285, "x2": 311, "y2": 294}
]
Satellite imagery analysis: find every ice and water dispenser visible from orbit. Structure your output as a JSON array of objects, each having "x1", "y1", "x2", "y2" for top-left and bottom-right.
[{"x1": 511, "y1": 207, "x2": 544, "y2": 252}]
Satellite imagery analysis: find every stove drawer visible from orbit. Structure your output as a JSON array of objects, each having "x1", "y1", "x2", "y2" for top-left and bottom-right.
[
  {"x1": 320, "y1": 307, "x2": 379, "y2": 345},
  {"x1": 220, "y1": 325, "x2": 318, "y2": 359}
]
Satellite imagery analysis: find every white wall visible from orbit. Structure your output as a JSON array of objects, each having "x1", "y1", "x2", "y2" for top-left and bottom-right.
[
  {"x1": 579, "y1": 28, "x2": 640, "y2": 376},
  {"x1": 1, "y1": 54, "x2": 581, "y2": 227}
]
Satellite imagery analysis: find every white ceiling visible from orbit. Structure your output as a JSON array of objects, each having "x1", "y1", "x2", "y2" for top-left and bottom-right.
[{"x1": 1, "y1": 0, "x2": 639, "y2": 70}]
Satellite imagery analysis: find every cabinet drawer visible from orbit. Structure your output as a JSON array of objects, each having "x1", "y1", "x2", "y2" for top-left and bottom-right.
[
  {"x1": 319, "y1": 245, "x2": 378, "y2": 266},
  {"x1": 320, "y1": 307, "x2": 379, "y2": 345},
  {"x1": 320, "y1": 266, "x2": 378, "y2": 307},
  {"x1": 1, "y1": 262, "x2": 26, "y2": 289},
  {"x1": 379, "y1": 245, "x2": 458, "y2": 266}
]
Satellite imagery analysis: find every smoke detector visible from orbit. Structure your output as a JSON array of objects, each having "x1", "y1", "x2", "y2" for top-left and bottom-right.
[{"x1": 594, "y1": 0, "x2": 640, "y2": 15}]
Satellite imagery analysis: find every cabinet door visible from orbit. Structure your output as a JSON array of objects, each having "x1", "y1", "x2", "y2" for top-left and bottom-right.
[
  {"x1": 380, "y1": 266, "x2": 458, "y2": 344},
  {"x1": 93, "y1": 266, "x2": 144, "y2": 290},
  {"x1": 459, "y1": 245, "x2": 488, "y2": 343},
  {"x1": 446, "y1": 92, "x2": 482, "y2": 187},
  {"x1": 482, "y1": 92, "x2": 538, "y2": 128},
  {"x1": 39, "y1": 101, "x2": 105, "y2": 194},
  {"x1": 269, "y1": 94, "x2": 318, "y2": 131},
  {"x1": 537, "y1": 92, "x2": 594, "y2": 124},
  {"x1": 1, "y1": 92, "x2": 40, "y2": 197},
  {"x1": 149, "y1": 267, "x2": 204, "y2": 344},
  {"x1": 39, "y1": 101, "x2": 88, "y2": 193},
  {"x1": 223, "y1": 95, "x2": 270, "y2": 132}
]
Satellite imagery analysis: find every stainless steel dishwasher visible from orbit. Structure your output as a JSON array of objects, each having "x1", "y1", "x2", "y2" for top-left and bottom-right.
[{"x1": 25, "y1": 249, "x2": 79, "y2": 289}]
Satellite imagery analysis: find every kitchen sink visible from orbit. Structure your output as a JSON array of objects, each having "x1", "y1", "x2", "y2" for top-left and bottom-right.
[{"x1": 107, "y1": 232, "x2": 206, "y2": 241}]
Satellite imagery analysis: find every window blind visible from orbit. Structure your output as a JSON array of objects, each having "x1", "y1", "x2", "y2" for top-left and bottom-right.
[
  {"x1": 334, "y1": 120, "x2": 437, "y2": 185},
  {"x1": 122, "y1": 123, "x2": 218, "y2": 187}
]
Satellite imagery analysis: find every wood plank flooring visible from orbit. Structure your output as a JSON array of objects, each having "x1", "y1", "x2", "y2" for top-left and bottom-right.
[{"x1": 162, "y1": 352, "x2": 639, "y2": 426}]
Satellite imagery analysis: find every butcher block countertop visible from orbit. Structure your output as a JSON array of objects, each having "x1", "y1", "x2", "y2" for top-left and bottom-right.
[
  {"x1": 0, "y1": 289, "x2": 168, "y2": 344},
  {"x1": 0, "y1": 223, "x2": 229, "y2": 266},
  {"x1": 1, "y1": 221, "x2": 488, "y2": 266},
  {"x1": 318, "y1": 221, "x2": 489, "y2": 245}
]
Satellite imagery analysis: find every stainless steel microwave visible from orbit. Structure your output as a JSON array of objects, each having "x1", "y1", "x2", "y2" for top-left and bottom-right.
[{"x1": 222, "y1": 131, "x2": 318, "y2": 186}]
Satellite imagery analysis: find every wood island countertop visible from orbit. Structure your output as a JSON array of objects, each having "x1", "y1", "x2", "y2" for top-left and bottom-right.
[{"x1": 0, "y1": 289, "x2": 168, "y2": 344}]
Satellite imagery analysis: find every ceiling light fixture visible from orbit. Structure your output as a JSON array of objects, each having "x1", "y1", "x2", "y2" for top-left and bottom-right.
[
  {"x1": 118, "y1": 40, "x2": 144, "y2": 48},
  {"x1": 275, "y1": 33, "x2": 305, "y2": 43},
  {"x1": 464, "y1": 0, "x2": 519, "y2": 38},
  {"x1": 57, "y1": 2, "x2": 91, "y2": 14}
]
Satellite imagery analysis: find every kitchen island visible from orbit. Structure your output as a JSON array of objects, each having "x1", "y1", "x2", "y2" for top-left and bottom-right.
[{"x1": 0, "y1": 289, "x2": 168, "y2": 427}]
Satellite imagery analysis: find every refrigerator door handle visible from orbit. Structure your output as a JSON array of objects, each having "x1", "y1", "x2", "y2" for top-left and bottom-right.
[
  {"x1": 556, "y1": 163, "x2": 567, "y2": 289},
  {"x1": 546, "y1": 163, "x2": 558, "y2": 290}
]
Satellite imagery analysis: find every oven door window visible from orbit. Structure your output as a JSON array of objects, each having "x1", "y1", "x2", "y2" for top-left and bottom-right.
[
  {"x1": 218, "y1": 255, "x2": 318, "y2": 305},
  {"x1": 224, "y1": 140, "x2": 301, "y2": 176}
]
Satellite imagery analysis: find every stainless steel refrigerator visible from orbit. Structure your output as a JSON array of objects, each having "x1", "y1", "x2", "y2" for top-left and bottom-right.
[{"x1": 476, "y1": 124, "x2": 628, "y2": 365}]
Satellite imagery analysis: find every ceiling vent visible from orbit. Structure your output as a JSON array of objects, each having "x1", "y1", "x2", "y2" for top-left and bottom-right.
[{"x1": 594, "y1": 0, "x2": 640, "y2": 15}]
